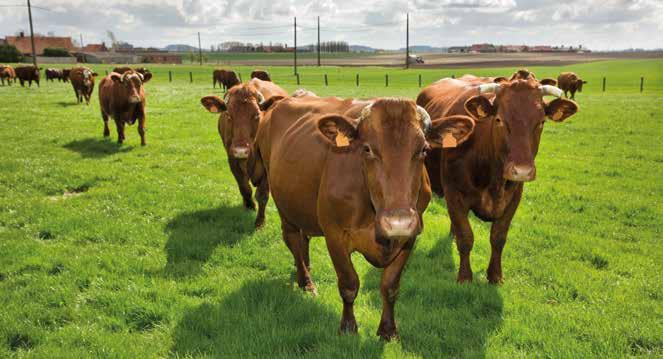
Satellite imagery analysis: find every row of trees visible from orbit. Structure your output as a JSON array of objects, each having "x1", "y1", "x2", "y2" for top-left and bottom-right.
[
  {"x1": 209, "y1": 41, "x2": 350, "y2": 53},
  {"x1": 0, "y1": 44, "x2": 72, "y2": 62}
]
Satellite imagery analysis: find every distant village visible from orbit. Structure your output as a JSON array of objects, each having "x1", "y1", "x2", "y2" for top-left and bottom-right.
[{"x1": 448, "y1": 43, "x2": 590, "y2": 54}]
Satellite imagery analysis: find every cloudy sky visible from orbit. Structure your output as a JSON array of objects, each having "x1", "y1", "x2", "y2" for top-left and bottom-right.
[{"x1": 0, "y1": 0, "x2": 661, "y2": 50}]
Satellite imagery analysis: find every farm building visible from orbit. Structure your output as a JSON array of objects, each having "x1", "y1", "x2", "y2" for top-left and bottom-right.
[{"x1": 4, "y1": 33, "x2": 75, "y2": 55}]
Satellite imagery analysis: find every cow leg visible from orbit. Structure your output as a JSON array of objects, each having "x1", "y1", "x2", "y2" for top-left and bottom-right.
[
  {"x1": 487, "y1": 186, "x2": 522, "y2": 284},
  {"x1": 445, "y1": 190, "x2": 474, "y2": 282},
  {"x1": 377, "y1": 240, "x2": 413, "y2": 341},
  {"x1": 115, "y1": 120, "x2": 125, "y2": 144},
  {"x1": 570, "y1": 90, "x2": 575, "y2": 100},
  {"x1": 282, "y1": 219, "x2": 317, "y2": 295},
  {"x1": 325, "y1": 235, "x2": 359, "y2": 334},
  {"x1": 137, "y1": 115, "x2": 147, "y2": 146},
  {"x1": 228, "y1": 159, "x2": 255, "y2": 210},
  {"x1": 101, "y1": 112, "x2": 110, "y2": 137},
  {"x1": 19, "y1": 79, "x2": 24, "y2": 87},
  {"x1": 254, "y1": 178, "x2": 269, "y2": 228}
]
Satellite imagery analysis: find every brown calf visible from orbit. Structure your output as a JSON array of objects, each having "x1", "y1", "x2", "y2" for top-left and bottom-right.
[
  {"x1": 0, "y1": 65, "x2": 16, "y2": 86},
  {"x1": 69, "y1": 67, "x2": 99, "y2": 104},
  {"x1": 45, "y1": 68, "x2": 64, "y2": 82},
  {"x1": 417, "y1": 71, "x2": 578, "y2": 284},
  {"x1": 558, "y1": 72, "x2": 586, "y2": 99},
  {"x1": 98, "y1": 71, "x2": 152, "y2": 145},
  {"x1": 200, "y1": 81, "x2": 287, "y2": 226},
  {"x1": 14, "y1": 66, "x2": 41, "y2": 87},
  {"x1": 212, "y1": 69, "x2": 240, "y2": 91},
  {"x1": 249, "y1": 96, "x2": 475, "y2": 340},
  {"x1": 250, "y1": 70, "x2": 271, "y2": 81}
]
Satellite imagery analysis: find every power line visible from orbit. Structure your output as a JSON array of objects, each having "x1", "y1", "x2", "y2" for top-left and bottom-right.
[{"x1": 0, "y1": 3, "x2": 52, "y2": 11}]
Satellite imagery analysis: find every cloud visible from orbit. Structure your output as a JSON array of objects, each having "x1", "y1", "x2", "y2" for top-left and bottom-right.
[{"x1": 0, "y1": 0, "x2": 658, "y2": 50}]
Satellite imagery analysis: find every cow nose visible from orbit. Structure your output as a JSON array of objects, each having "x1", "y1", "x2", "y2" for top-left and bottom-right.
[
  {"x1": 379, "y1": 209, "x2": 417, "y2": 238},
  {"x1": 505, "y1": 164, "x2": 536, "y2": 182},
  {"x1": 231, "y1": 146, "x2": 250, "y2": 159}
]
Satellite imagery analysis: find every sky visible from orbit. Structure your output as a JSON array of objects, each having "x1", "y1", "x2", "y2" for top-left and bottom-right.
[{"x1": 0, "y1": 0, "x2": 661, "y2": 50}]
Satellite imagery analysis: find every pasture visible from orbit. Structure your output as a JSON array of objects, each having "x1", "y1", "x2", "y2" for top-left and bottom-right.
[{"x1": 0, "y1": 59, "x2": 661, "y2": 358}]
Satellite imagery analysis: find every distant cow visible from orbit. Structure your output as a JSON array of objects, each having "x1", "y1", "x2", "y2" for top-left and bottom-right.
[
  {"x1": 557, "y1": 72, "x2": 586, "y2": 99},
  {"x1": 249, "y1": 95, "x2": 474, "y2": 340},
  {"x1": 0, "y1": 65, "x2": 16, "y2": 86},
  {"x1": 417, "y1": 70, "x2": 579, "y2": 284},
  {"x1": 61, "y1": 69, "x2": 71, "y2": 83},
  {"x1": 113, "y1": 67, "x2": 150, "y2": 76},
  {"x1": 69, "y1": 67, "x2": 99, "y2": 104},
  {"x1": 98, "y1": 70, "x2": 153, "y2": 145},
  {"x1": 45, "y1": 68, "x2": 65, "y2": 82},
  {"x1": 250, "y1": 70, "x2": 271, "y2": 81},
  {"x1": 200, "y1": 80, "x2": 288, "y2": 227},
  {"x1": 212, "y1": 69, "x2": 240, "y2": 91},
  {"x1": 14, "y1": 65, "x2": 41, "y2": 87}
]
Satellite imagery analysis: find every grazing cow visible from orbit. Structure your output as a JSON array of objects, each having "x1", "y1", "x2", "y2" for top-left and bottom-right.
[
  {"x1": 113, "y1": 66, "x2": 150, "y2": 76},
  {"x1": 557, "y1": 72, "x2": 586, "y2": 99},
  {"x1": 0, "y1": 65, "x2": 16, "y2": 86},
  {"x1": 61, "y1": 69, "x2": 71, "y2": 83},
  {"x1": 212, "y1": 69, "x2": 240, "y2": 91},
  {"x1": 14, "y1": 65, "x2": 41, "y2": 87},
  {"x1": 417, "y1": 70, "x2": 578, "y2": 284},
  {"x1": 45, "y1": 68, "x2": 64, "y2": 82},
  {"x1": 249, "y1": 96, "x2": 475, "y2": 340},
  {"x1": 69, "y1": 67, "x2": 99, "y2": 104},
  {"x1": 250, "y1": 70, "x2": 271, "y2": 81},
  {"x1": 199, "y1": 81, "x2": 287, "y2": 226},
  {"x1": 98, "y1": 70, "x2": 153, "y2": 145}
]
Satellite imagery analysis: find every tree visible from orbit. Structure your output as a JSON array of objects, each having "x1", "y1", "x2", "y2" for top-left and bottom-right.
[
  {"x1": 43, "y1": 48, "x2": 71, "y2": 57},
  {"x1": 0, "y1": 44, "x2": 22, "y2": 62}
]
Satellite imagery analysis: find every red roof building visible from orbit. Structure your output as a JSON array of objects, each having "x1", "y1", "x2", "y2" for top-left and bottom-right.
[{"x1": 5, "y1": 34, "x2": 75, "y2": 55}]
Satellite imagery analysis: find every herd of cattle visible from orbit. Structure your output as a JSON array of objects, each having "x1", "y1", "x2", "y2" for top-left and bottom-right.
[{"x1": 0, "y1": 63, "x2": 585, "y2": 340}]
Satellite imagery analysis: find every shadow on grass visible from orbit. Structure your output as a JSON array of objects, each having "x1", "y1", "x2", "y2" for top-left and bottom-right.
[
  {"x1": 361, "y1": 232, "x2": 503, "y2": 357},
  {"x1": 163, "y1": 206, "x2": 255, "y2": 277},
  {"x1": 171, "y1": 279, "x2": 383, "y2": 357},
  {"x1": 56, "y1": 101, "x2": 78, "y2": 107},
  {"x1": 63, "y1": 138, "x2": 133, "y2": 158}
]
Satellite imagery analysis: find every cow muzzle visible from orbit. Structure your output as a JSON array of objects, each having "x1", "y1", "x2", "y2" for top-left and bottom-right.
[
  {"x1": 504, "y1": 163, "x2": 536, "y2": 182},
  {"x1": 129, "y1": 96, "x2": 141, "y2": 104},
  {"x1": 378, "y1": 209, "x2": 418, "y2": 239},
  {"x1": 231, "y1": 146, "x2": 250, "y2": 159}
]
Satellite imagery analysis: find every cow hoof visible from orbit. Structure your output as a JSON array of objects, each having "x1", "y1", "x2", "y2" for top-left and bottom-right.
[
  {"x1": 304, "y1": 283, "x2": 318, "y2": 298},
  {"x1": 244, "y1": 200, "x2": 256, "y2": 211},
  {"x1": 457, "y1": 275, "x2": 473, "y2": 284},
  {"x1": 377, "y1": 325, "x2": 399, "y2": 342},
  {"x1": 254, "y1": 217, "x2": 265, "y2": 229},
  {"x1": 103, "y1": 132, "x2": 110, "y2": 137},
  {"x1": 338, "y1": 319, "x2": 358, "y2": 334},
  {"x1": 487, "y1": 274, "x2": 503, "y2": 285}
]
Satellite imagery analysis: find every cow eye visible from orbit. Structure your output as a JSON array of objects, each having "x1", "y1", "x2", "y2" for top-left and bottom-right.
[
  {"x1": 495, "y1": 117, "x2": 502, "y2": 124},
  {"x1": 363, "y1": 144, "x2": 374, "y2": 157}
]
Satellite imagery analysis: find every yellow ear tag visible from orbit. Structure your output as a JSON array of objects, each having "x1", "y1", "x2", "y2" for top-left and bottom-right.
[
  {"x1": 477, "y1": 107, "x2": 487, "y2": 117},
  {"x1": 552, "y1": 110, "x2": 563, "y2": 121},
  {"x1": 335, "y1": 132, "x2": 350, "y2": 147},
  {"x1": 442, "y1": 134, "x2": 457, "y2": 148},
  {"x1": 209, "y1": 105, "x2": 218, "y2": 113}
]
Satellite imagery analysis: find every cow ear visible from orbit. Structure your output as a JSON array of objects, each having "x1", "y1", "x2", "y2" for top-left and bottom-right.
[
  {"x1": 259, "y1": 96, "x2": 285, "y2": 111},
  {"x1": 201, "y1": 96, "x2": 227, "y2": 113},
  {"x1": 464, "y1": 95, "x2": 495, "y2": 121},
  {"x1": 427, "y1": 115, "x2": 475, "y2": 149},
  {"x1": 317, "y1": 114, "x2": 357, "y2": 147},
  {"x1": 545, "y1": 98, "x2": 578, "y2": 122},
  {"x1": 110, "y1": 73, "x2": 122, "y2": 83},
  {"x1": 540, "y1": 78, "x2": 557, "y2": 86},
  {"x1": 142, "y1": 72, "x2": 153, "y2": 83},
  {"x1": 493, "y1": 76, "x2": 508, "y2": 83}
]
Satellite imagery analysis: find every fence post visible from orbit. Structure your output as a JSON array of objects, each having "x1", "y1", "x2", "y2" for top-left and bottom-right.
[
  {"x1": 418, "y1": 74, "x2": 422, "y2": 87},
  {"x1": 105, "y1": 70, "x2": 108, "y2": 76},
  {"x1": 296, "y1": 73, "x2": 300, "y2": 85},
  {"x1": 189, "y1": 72, "x2": 193, "y2": 83},
  {"x1": 169, "y1": 71, "x2": 172, "y2": 82},
  {"x1": 385, "y1": 74, "x2": 389, "y2": 87},
  {"x1": 640, "y1": 77, "x2": 644, "y2": 93},
  {"x1": 451, "y1": 74, "x2": 455, "y2": 79},
  {"x1": 324, "y1": 74, "x2": 328, "y2": 86},
  {"x1": 356, "y1": 74, "x2": 359, "y2": 87},
  {"x1": 602, "y1": 77, "x2": 606, "y2": 92}
]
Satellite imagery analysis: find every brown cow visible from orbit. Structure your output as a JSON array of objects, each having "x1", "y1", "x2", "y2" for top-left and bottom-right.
[
  {"x1": 14, "y1": 65, "x2": 41, "y2": 87},
  {"x1": 98, "y1": 70, "x2": 152, "y2": 145},
  {"x1": 212, "y1": 69, "x2": 240, "y2": 91},
  {"x1": 199, "y1": 81, "x2": 287, "y2": 226},
  {"x1": 113, "y1": 67, "x2": 150, "y2": 76},
  {"x1": 45, "y1": 68, "x2": 64, "y2": 82},
  {"x1": 417, "y1": 71, "x2": 578, "y2": 284},
  {"x1": 557, "y1": 72, "x2": 586, "y2": 99},
  {"x1": 61, "y1": 69, "x2": 71, "y2": 83},
  {"x1": 248, "y1": 96, "x2": 475, "y2": 340},
  {"x1": 0, "y1": 65, "x2": 16, "y2": 86},
  {"x1": 69, "y1": 67, "x2": 99, "y2": 104},
  {"x1": 250, "y1": 70, "x2": 271, "y2": 81}
]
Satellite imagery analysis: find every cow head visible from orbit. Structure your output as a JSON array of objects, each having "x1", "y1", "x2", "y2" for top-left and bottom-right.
[
  {"x1": 200, "y1": 85, "x2": 272, "y2": 159},
  {"x1": 464, "y1": 78, "x2": 578, "y2": 182},
  {"x1": 110, "y1": 70, "x2": 150, "y2": 104},
  {"x1": 316, "y1": 99, "x2": 475, "y2": 242},
  {"x1": 576, "y1": 78, "x2": 587, "y2": 92}
]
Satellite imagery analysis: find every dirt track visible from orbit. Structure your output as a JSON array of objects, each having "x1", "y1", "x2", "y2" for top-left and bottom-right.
[{"x1": 225, "y1": 51, "x2": 663, "y2": 68}]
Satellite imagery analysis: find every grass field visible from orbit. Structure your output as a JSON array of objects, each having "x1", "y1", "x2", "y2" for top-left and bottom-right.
[{"x1": 0, "y1": 59, "x2": 661, "y2": 358}]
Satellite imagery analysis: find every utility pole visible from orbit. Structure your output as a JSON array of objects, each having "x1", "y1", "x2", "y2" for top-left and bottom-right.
[
  {"x1": 294, "y1": 17, "x2": 298, "y2": 75},
  {"x1": 79, "y1": 33, "x2": 84, "y2": 49},
  {"x1": 317, "y1": 16, "x2": 321, "y2": 67},
  {"x1": 27, "y1": 0, "x2": 37, "y2": 66},
  {"x1": 197, "y1": 32, "x2": 203, "y2": 65},
  {"x1": 405, "y1": 12, "x2": 409, "y2": 69}
]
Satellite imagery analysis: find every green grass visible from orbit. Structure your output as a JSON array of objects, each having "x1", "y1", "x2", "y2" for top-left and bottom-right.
[{"x1": 0, "y1": 59, "x2": 661, "y2": 358}]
